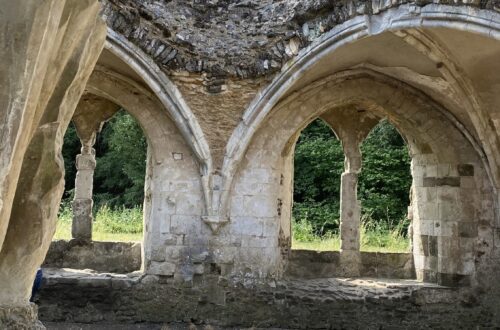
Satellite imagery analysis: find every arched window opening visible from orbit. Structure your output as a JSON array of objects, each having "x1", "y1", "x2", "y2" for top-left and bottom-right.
[
  {"x1": 358, "y1": 119, "x2": 412, "y2": 252},
  {"x1": 290, "y1": 118, "x2": 412, "y2": 253},
  {"x1": 291, "y1": 118, "x2": 344, "y2": 250},
  {"x1": 54, "y1": 109, "x2": 146, "y2": 243}
]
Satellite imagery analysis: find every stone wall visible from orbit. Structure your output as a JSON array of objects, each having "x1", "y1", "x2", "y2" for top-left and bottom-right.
[
  {"x1": 286, "y1": 250, "x2": 415, "y2": 279},
  {"x1": 223, "y1": 74, "x2": 494, "y2": 285},
  {"x1": 44, "y1": 240, "x2": 141, "y2": 273},
  {"x1": 85, "y1": 69, "x2": 207, "y2": 279},
  {"x1": 37, "y1": 269, "x2": 497, "y2": 328},
  {"x1": 3, "y1": 0, "x2": 500, "y2": 328},
  {"x1": 99, "y1": 0, "x2": 500, "y2": 79}
]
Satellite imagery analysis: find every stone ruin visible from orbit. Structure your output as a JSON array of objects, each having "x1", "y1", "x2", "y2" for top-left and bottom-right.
[{"x1": 1, "y1": 0, "x2": 500, "y2": 328}]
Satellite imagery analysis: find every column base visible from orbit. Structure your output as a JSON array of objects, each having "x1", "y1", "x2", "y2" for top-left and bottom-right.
[
  {"x1": 71, "y1": 198, "x2": 93, "y2": 241},
  {"x1": 339, "y1": 250, "x2": 361, "y2": 277},
  {"x1": 0, "y1": 303, "x2": 45, "y2": 329}
]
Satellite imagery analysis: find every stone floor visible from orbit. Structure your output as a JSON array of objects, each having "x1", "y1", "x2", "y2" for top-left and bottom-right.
[
  {"x1": 39, "y1": 269, "x2": 451, "y2": 329},
  {"x1": 44, "y1": 322, "x2": 286, "y2": 330},
  {"x1": 45, "y1": 323, "x2": 165, "y2": 330}
]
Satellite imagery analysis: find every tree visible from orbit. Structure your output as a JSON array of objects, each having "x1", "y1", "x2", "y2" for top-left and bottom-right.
[
  {"x1": 292, "y1": 118, "x2": 412, "y2": 235},
  {"x1": 293, "y1": 119, "x2": 343, "y2": 234},
  {"x1": 61, "y1": 110, "x2": 147, "y2": 209},
  {"x1": 359, "y1": 120, "x2": 411, "y2": 227},
  {"x1": 93, "y1": 110, "x2": 147, "y2": 208}
]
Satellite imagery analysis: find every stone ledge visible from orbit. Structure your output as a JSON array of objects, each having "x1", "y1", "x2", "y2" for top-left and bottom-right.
[
  {"x1": 38, "y1": 268, "x2": 466, "y2": 328},
  {"x1": 43, "y1": 240, "x2": 141, "y2": 273},
  {"x1": 285, "y1": 250, "x2": 415, "y2": 279}
]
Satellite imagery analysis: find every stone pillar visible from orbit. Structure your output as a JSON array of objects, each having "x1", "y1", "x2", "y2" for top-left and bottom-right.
[
  {"x1": 340, "y1": 173, "x2": 361, "y2": 250},
  {"x1": 339, "y1": 138, "x2": 362, "y2": 276},
  {"x1": 72, "y1": 141, "x2": 97, "y2": 241},
  {"x1": 0, "y1": 1, "x2": 105, "y2": 326},
  {"x1": 0, "y1": 304, "x2": 44, "y2": 329}
]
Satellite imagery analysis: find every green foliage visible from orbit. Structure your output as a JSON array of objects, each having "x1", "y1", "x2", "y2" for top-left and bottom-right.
[
  {"x1": 293, "y1": 119, "x2": 343, "y2": 234},
  {"x1": 54, "y1": 205, "x2": 143, "y2": 242},
  {"x1": 291, "y1": 218, "x2": 317, "y2": 242},
  {"x1": 292, "y1": 202, "x2": 339, "y2": 236},
  {"x1": 359, "y1": 120, "x2": 412, "y2": 230},
  {"x1": 92, "y1": 205, "x2": 143, "y2": 234},
  {"x1": 360, "y1": 212, "x2": 410, "y2": 252},
  {"x1": 61, "y1": 110, "x2": 147, "y2": 209},
  {"x1": 291, "y1": 214, "x2": 409, "y2": 252},
  {"x1": 292, "y1": 118, "x2": 412, "y2": 241},
  {"x1": 93, "y1": 110, "x2": 147, "y2": 209}
]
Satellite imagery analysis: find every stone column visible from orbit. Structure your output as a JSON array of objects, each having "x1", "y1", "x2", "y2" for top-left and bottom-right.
[
  {"x1": 339, "y1": 137, "x2": 362, "y2": 276},
  {"x1": 69, "y1": 94, "x2": 120, "y2": 241},
  {"x1": 0, "y1": 1, "x2": 105, "y2": 327},
  {"x1": 72, "y1": 141, "x2": 97, "y2": 241}
]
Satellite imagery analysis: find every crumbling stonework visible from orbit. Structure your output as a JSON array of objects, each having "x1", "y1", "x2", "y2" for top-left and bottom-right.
[
  {"x1": 2, "y1": 0, "x2": 500, "y2": 328},
  {"x1": 44, "y1": 240, "x2": 141, "y2": 273},
  {"x1": 38, "y1": 268, "x2": 493, "y2": 328},
  {"x1": 0, "y1": 1, "x2": 106, "y2": 328},
  {"x1": 0, "y1": 305, "x2": 44, "y2": 330},
  {"x1": 171, "y1": 73, "x2": 269, "y2": 169}
]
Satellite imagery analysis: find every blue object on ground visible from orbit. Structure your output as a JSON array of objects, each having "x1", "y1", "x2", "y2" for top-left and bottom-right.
[{"x1": 30, "y1": 268, "x2": 43, "y2": 302}]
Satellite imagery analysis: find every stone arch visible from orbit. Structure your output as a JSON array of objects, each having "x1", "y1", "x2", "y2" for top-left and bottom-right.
[
  {"x1": 280, "y1": 109, "x2": 380, "y2": 257},
  {"x1": 227, "y1": 72, "x2": 494, "y2": 285},
  {"x1": 104, "y1": 29, "x2": 214, "y2": 217},
  {"x1": 221, "y1": 4, "x2": 500, "y2": 223},
  {"x1": 84, "y1": 68, "x2": 206, "y2": 276}
]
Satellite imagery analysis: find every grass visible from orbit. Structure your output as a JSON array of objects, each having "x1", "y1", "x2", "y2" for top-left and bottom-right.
[
  {"x1": 55, "y1": 205, "x2": 410, "y2": 252},
  {"x1": 291, "y1": 217, "x2": 410, "y2": 253},
  {"x1": 54, "y1": 205, "x2": 143, "y2": 242}
]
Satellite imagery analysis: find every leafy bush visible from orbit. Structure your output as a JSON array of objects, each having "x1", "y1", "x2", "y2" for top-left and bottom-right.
[
  {"x1": 359, "y1": 121, "x2": 411, "y2": 231},
  {"x1": 292, "y1": 202, "x2": 339, "y2": 236},
  {"x1": 293, "y1": 119, "x2": 343, "y2": 233},
  {"x1": 360, "y1": 212, "x2": 410, "y2": 252},
  {"x1": 292, "y1": 218, "x2": 317, "y2": 242},
  {"x1": 93, "y1": 111, "x2": 147, "y2": 209}
]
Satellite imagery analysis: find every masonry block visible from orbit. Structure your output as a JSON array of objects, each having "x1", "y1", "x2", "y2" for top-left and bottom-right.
[{"x1": 457, "y1": 164, "x2": 474, "y2": 177}]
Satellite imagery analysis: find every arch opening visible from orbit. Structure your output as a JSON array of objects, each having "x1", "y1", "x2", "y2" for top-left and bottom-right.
[
  {"x1": 42, "y1": 67, "x2": 207, "y2": 277},
  {"x1": 358, "y1": 119, "x2": 412, "y2": 253},
  {"x1": 291, "y1": 118, "x2": 343, "y2": 251},
  {"x1": 55, "y1": 108, "x2": 147, "y2": 242},
  {"x1": 230, "y1": 73, "x2": 493, "y2": 285},
  {"x1": 289, "y1": 118, "x2": 412, "y2": 254},
  {"x1": 46, "y1": 104, "x2": 146, "y2": 274}
]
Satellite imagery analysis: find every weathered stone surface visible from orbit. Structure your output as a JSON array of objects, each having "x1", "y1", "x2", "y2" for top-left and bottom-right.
[
  {"x1": 72, "y1": 94, "x2": 121, "y2": 145},
  {"x1": 0, "y1": 2, "x2": 106, "y2": 328},
  {"x1": 37, "y1": 268, "x2": 493, "y2": 329},
  {"x1": 0, "y1": 304, "x2": 44, "y2": 330},
  {"x1": 99, "y1": 0, "x2": 499, "y2": 79},
  {"x1": 44, "y1": 240, "x2": 141, "y2": 273},
  {"x1": 71, "y1": 199, "x2": 94, "y2": 241},
  {"x1": 4, "y1": 0, "x2": 500, "y2": 328},
  {"x1": 100, "y1": 0, "x2": 305, "y2": 78},
  {"x1": 285, "y1": 250, "x2": 415, "y2": 279},
  {"x1": 170, "y1": 73, "x2": 268, "y2": 169}
]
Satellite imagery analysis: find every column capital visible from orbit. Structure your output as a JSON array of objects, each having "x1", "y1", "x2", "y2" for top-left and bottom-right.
[{"x1": 75, "y1": 151, "x2": 96, "y2": 170}]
